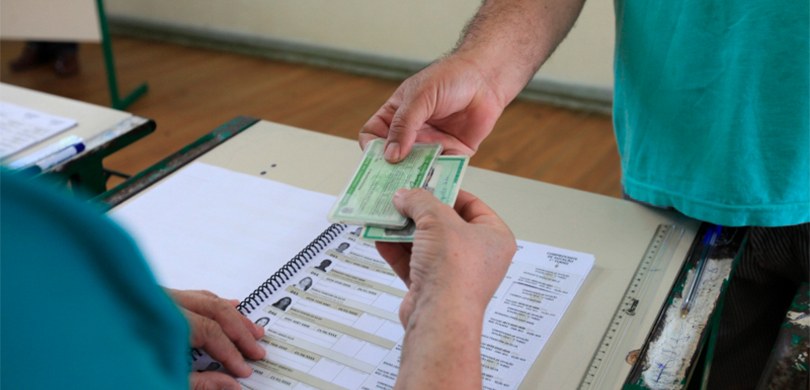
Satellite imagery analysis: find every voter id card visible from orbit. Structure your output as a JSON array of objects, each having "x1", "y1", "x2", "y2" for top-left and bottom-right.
[
  {"x1": 328, "y1": 139, "x2": 441, "y2": 228},
  {"x1": 361, "y1": 155, "x2": 469, "y2": 242}
]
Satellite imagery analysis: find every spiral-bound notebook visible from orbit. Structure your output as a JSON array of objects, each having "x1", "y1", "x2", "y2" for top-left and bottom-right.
[
  {"x1": 113, "y1": 162, "x2": 594, "y2": 390},
  {"x1": 189, "y1": 222, "x2": 594, "y2": 390}
]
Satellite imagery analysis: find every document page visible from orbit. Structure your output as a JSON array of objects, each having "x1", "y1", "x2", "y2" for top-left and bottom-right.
[
  {"x1": 235, "y1": 229, "x2": 406, "y2": 389},
  {"x1": 0, "y1": 101, "x2": 77, "y2": 158},
  {"x1": 478, "y1": 242, "x2": 595, "y2": 389},
  {"x1": 362, "y1": 240, "x2": 594, "y2": 390}
]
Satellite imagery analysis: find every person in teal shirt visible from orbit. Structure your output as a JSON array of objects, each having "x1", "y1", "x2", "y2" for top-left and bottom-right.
[
  {"x1": 359, "y1": 0, "x2": 808, "y2": 387},
  {"x1": 0, "y1": 170, "x2": 266, "y2": 389}
]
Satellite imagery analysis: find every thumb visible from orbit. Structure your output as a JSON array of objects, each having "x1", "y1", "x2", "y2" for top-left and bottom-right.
[
  {"x1": 385, "y1": 98, "x2": 431, "y2": 163},
  {"x1": 392, "y1": 189, "x2": 448, "y2": 225}
]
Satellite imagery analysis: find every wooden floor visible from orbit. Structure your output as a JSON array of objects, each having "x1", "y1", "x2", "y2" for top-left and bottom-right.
[{"x1": 0, "y1": 37, "x2": 622, "y2": 198}]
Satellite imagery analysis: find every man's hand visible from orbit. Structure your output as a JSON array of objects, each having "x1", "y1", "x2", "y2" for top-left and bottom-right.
[
  {"x1": 376, "y1": 189, "x2": 516, "y2": 389},
  {"x1": 167, "y1": 289, "x2": 266, "y2": 390},
  {"x1": 358, "y1": 0, "x2": 586, "y2": 164},
  {"x1": 359, "y1": 55, "x2": 507, "y2": 163},
  {"x1": 377, "y1": 189, "x2": 516, "y2": 325}
]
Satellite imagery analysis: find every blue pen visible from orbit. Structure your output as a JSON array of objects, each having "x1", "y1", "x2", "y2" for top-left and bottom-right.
[
  {"x1": 20, "y1": 141, "x2": 86, "y2": 174},
  {"x1": 680, "y1": 225, "x2": 722, "y2": 318}
]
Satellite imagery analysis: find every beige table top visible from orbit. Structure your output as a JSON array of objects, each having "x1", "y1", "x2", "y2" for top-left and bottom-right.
[{"x1": 117, "y1": 119, "x2": 700, "y2": 389}]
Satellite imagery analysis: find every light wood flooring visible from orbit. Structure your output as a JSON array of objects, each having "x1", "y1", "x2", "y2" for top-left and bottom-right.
[{"x1": 0, "y1": 37, "x2": 622, "y2": 198}]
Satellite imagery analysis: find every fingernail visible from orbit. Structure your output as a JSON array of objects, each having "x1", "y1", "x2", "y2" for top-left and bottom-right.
[
  {"x1": 238, "y1": 361, "x2": 253, "y2": 377},
  {"x1": 254, "y1": 342, "x2": 267, "y2": 358},
  {"x1": 384, "y1": 142, "x2": 400, "y2": 162},
  {"x1": 394, "y1": 189, "x2": 407, "y2": 200}
]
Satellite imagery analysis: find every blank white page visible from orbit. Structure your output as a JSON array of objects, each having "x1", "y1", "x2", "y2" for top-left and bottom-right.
[{"x1": 111, "y1": 162, "x2": 337, "y2": 300}]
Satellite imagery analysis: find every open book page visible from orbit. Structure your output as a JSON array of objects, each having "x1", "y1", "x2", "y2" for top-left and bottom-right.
[
  {"x1": 193, "y1": 226, "x2": 594, "y2": 390},
  {"x1": 110, "y1": 162, "x2": 337, "y2": 300}
]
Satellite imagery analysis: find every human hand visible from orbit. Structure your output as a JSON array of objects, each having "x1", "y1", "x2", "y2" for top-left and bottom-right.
[
  {"x1": 359, "y1": 54, "x2": 508, "y2": 163},
  {"x1": 376, "y1": 189, "x2": 516, "y2": 326},
  {"x1": 167, "y1": 289, "x2": 266, "y2": 390},
  {"x1": 376, "y1": 189, "x2": 515, "y2": 389}
]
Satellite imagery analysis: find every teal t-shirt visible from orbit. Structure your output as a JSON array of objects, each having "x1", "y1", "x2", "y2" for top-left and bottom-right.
[
  {"x1": 1, "y1": 171, "x2": 190, "y2": 389},
  {"x1": 614, "y1": 0, "x2": 809, "y2": 227}
]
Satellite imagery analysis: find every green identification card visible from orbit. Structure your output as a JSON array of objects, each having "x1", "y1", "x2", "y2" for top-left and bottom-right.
[
  {"x1": 361, "y1": 155, "x2": 469, "y2": 242},
  {"x1": 328, "y1": 139, "x2": 441, "y2": 228}
]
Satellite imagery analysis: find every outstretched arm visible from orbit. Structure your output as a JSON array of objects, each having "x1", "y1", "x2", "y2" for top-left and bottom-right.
[{"x1": 360, "y1": 0, "x2": 586, "y2": 162}]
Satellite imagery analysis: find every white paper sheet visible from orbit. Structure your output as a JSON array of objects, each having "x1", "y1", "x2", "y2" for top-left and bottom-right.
[
  {"x1": 361, "y1": 240, "x2": 594, "y2": 390},
  {"x1": 0, "y1": 101, "x2": 78, "y2": 159},
  {"x1": 110, "y1": 162, "x2": 337, "y2": 300}
]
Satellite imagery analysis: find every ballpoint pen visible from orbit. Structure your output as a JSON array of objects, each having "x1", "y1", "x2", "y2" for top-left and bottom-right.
[
  {"x1": 19, "y1": 139, "x2": 86, "y2": 174},
  {"x1": 5, "y1": 134, "x2": 83, "y2": 169},
  {"x1": 680, "y1": 225, "x2": 722, "y2": 318}
]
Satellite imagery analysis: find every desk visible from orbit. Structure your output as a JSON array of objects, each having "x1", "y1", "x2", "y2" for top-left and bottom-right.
[
  {"x1": 0, "y1": 83, "x2": 154, "y2": 194},
  {"x1": 105, "y1": 118, "x2": 738, "y2": 389}
]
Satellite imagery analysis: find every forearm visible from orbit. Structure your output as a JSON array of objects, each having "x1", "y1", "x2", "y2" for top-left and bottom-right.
[
  {"x1": 395, "y1": 291, "x2": 486, "y2": 389},
  {"x1": 454, "y1": 0, "x2": 586, "y2": 104}
]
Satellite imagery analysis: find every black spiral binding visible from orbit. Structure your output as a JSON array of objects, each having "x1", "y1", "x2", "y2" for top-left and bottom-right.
[
  {"x1": 236, "y1": 223, "x2": 347, "y2": 314},
  {"x1": 191, "y1": 223, "x2": 346, "y2": 363}
]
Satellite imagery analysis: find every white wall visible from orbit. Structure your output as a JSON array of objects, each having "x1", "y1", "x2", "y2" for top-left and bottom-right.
[
  {"x1": 105, "y1": 0, "x2": 614, "y2": 90},
  {"x1": 1, "y1": 0, "x2": 101, "y2": 41}
]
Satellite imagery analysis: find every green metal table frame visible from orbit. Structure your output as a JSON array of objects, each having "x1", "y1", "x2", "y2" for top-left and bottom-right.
[
  {"x1": 46, "y1": 117, "x2": 156, "y2": 197},
  {"x1": 97, "y1": 0, "x2": 147, "y2": 110},
  {"x1": 96, "y1": 116, "x2": 259, "y2": 209}
]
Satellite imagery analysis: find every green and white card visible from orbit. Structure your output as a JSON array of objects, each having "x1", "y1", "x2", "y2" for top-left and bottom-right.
[
  {"x1": 328, "y1": 139, "x2": 441, "y2": 228},
  {"x1": 362, "y1": 155, "x2": 469, "y2": 242}
]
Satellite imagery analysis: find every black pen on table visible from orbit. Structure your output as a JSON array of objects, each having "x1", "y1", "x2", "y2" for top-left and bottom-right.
[{"x1": 680, "y1": 225, "x2": 722, "y2": 318}]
